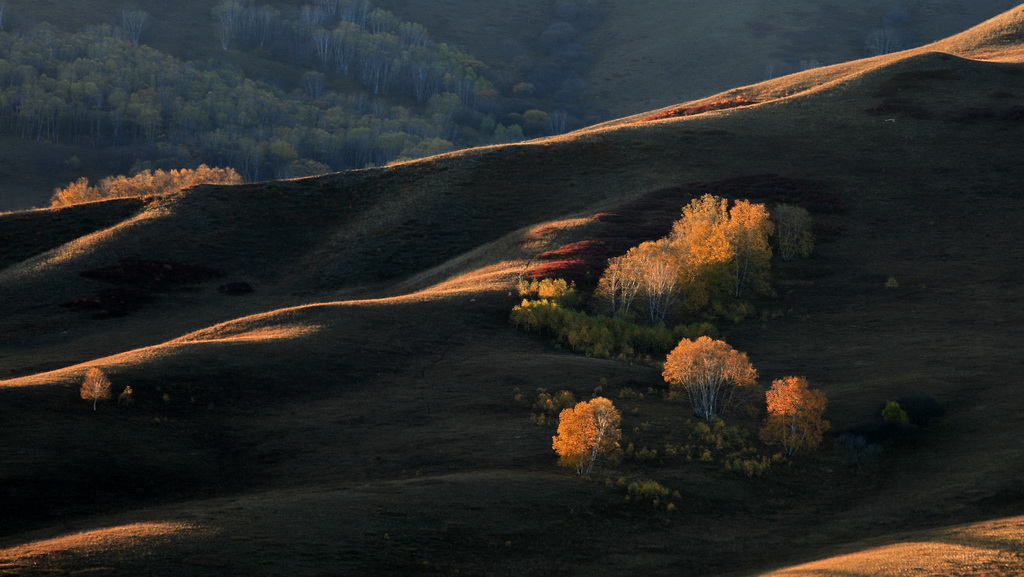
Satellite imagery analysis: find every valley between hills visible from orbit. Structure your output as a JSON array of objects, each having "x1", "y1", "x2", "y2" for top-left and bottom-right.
[{"x1": 2, "y1": 5, "x2": 1024, "y2": 576}]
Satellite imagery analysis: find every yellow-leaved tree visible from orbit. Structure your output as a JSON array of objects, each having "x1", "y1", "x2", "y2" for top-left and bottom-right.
[
  {"x1": 668, "y1": 194, "x2": 735, "y2": 313},
  {"x1": 722, "y1": 200, "x2": 774, "y2": 298},
  {"x1": 759, "y1": 376, "x2": 829, "y2": 455},
  {"x1": 662, "y1": 336, "x2": 758, "y2": 421},
  {"x1": 594, "y1": 194, "x2": 776, "y2": 325},
  {"x1": 552, "y1": 397, "x2": 622, "y2": 474}
]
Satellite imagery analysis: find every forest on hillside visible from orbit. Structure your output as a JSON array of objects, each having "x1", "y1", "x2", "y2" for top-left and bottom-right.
[{"x1": 0, "y1": 0, "x2": 605, "y2": 189}]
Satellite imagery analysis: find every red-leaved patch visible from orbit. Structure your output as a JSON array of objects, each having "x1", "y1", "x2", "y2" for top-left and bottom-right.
[{"x1": 638, "y1": 95, "x2": 758, "y2": 122}]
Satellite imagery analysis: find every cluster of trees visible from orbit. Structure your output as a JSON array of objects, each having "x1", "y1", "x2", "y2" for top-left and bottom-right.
[
  {"x1": 518, "y1": 0, "x2": 605, "y2": 111},
  {"x1": 663, "y1": 336, "x2": 829, "y2": 456},
  {"x1": 0, "y1": 4, "x2": 588, "y2": 186},
  {"x1": 594, "y1": 195, "x2": 782, "y2": 326},
  {"x1": 866, "y1": 8, "x2": 913, "y2": 56},
  {"x1": 0, "y1": 24, "x2": 472, "y2": 179},
  {"x1": 51, "y1": 165, "x2": 242, "y2": 206},
  {"x1": 212, "y1": 0, "x2": 496, "y2": 105},
  {"x1": 0, "y1": 0, "x2": 612, "y2": 198},
  {"x1": 512, "y1": 197, "x2": 813, "y2": 362},
  {"x1": 551, "y1": 335, "x2": 830, "y2": 476}
]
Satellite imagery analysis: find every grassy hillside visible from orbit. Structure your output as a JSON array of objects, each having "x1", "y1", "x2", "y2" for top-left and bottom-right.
[
  {"x1": 0, "y1": 0, "x2": 1020, "y2": 211},
  {"x1": 2, "y1": 5, "x2": 1024, "y2": 576}
]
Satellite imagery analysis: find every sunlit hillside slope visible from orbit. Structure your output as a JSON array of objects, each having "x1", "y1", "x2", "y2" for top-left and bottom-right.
[{"x1": 2, "y1": 5, "x2": 1024, "y2": 576}]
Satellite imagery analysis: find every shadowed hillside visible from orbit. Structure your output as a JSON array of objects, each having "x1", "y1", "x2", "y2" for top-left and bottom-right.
[
  {"x1": 0, "y1": 0, "x2": 1021, "y2": 211},
  {"x1": 2, "y1": 5, "x2": 1024, "y2": 576}
]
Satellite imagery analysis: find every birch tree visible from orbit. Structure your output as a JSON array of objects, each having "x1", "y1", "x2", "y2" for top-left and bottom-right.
[
  {"x1": 759, "y1": 376, "x2": 829, "y2": 455},
  {"x1": 552, "y1": 397, "x2": 622, "y2": 474},
  {"x1": 120, "y1": 9, "x2": 148, "y2": 46},
  {"x1": 723, "y1": 200, "x2": 773, "y2": 298},
  {"x1": 772, "y1": 204, "x2": 814, "y2": 261},
  {"x1": 80, "y1": 367, "x2": 113, "y2": 411},
  {"x1": 663, "y1": 336, "x2": 758, "y2": 421}
]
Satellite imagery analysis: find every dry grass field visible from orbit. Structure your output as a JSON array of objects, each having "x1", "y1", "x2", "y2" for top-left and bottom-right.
[{"x1": 2, "y1": 6, "x2": 1024, "y2": 576}]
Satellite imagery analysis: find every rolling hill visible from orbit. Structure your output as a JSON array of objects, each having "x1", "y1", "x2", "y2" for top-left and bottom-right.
[
  {"x1": 2, "y1": 4, "x2": 1024, "y2": 576},
  {"x1": 0, "y1": 0, "x2": 1021, "y2": 211}
]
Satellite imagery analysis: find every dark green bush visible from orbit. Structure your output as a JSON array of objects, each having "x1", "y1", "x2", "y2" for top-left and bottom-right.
[{"x1": 510, "y1": 298, "x2": 717, "y2": 360}]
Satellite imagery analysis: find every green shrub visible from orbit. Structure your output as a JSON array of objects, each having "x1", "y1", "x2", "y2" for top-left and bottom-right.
[
  {"x1": 516, "y1": 278, "x2": 579, "y2": 306},
  {"x1": 527, "y1": 387, "x2": 577, "y2": 425},
  {"x1": 625, "y1": 478, "x2": 679, "y2": 509},
  {"x1": 881, "y1": 401, "x2": 910, "y2": 423},
  {"x1": 669, "y1": 418, "x2": 780, "y2": 476},
  {"x1": 510, "y1": 298, "x2": 718, "y2": 360}
]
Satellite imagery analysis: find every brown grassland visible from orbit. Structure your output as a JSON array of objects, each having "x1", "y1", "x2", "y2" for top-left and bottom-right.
[{"x1": 3, "y1": 6, "x2": 1024, "y2": 576}]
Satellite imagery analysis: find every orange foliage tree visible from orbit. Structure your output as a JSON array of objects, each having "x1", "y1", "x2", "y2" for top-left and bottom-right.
[
  {"x1": 552, "y1": 397, "x2": 622, "y2": 474},
  {"x1": 662, "y1": 336, "x2": 758, "y2": 421},
  {"x1": 80, "y1": 367, "x2": 113, "y2": 411},
  {"x1": 759, "y1": 376, "x2": 829, "y2": 455}
]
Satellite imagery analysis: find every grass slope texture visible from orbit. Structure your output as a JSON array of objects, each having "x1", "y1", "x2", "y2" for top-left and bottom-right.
[{"x1": 3, "y1": 5, "x2": 1024, "y2": 576}]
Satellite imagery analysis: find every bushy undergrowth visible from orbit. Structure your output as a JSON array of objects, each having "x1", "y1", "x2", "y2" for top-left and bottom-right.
[
  {"x1": 510, "y1": 298, "x2": 718, "y2": 360},
  {"x1": 664, "y1": 418, "x2": 785, "y2": 478},
  {"x1": 605, "y1": 476, "x2": 679, "y2": 510}
]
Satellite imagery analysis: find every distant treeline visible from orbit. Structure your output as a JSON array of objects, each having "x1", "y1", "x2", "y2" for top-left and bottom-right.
[{"x1": 0, "y1": 0, "x2": 605, "y2": 182}]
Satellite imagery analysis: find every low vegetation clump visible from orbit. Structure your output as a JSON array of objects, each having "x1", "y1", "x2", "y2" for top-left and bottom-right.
[
  {"x1": 623, "y1": 478, "x2": 679, "y2": 510},
  {"x1": 522, "y1": 387, "x2": 578, "y2": 426},
  {"x1": 664, "y1": 418, "x2": 784, "y2": 478},
  {"x1": 638, "y1": 93, "x2": 759, "y2": 122},
  {"x1": 511, "y1": 298, "x2": 718, "y2": 359}
]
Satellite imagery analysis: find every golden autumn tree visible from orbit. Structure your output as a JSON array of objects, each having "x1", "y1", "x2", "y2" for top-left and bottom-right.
[
  {"x1": 668, "y1": 194, "x2": 735, "y2": 313},
  {"x1": 663, "y1": 336, "x2": 758, "y2": 421},
  {"x1": 723, "y1": 200, "x2": 774, "y2": 298},
  {"x1": 759, "y1": 376, "x2": 829, "y2": 455},
  {"x1": 552, "y1": 397, "x2": 622, "y2": 474},
  {"x1": 80, "y1": 367, "x2": 113, "y2": 411}
]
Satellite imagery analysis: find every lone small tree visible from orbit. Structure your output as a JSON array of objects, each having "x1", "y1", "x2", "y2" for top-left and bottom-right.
[
  {"x1": 80, "y1": 367, "x2": 113, "y2": 411},
  {"x1": 881, "y1": 401, "x2": 909, "y2": 423},
  {"x1": 759, "y1": 376, "x2": 830, "y2": 455},
  {"x1": 772, "y1": 204, "x2": 814, "y2": 261},
  {"x1": 552, "y1": 397, "x2": 622, "y2": 474},
  {"x1": 663, "y1": 336, "x2": 758, "y2": 421}
]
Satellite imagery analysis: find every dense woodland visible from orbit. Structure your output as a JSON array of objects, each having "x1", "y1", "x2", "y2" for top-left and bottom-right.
[{"x1": 0, "y1": 0, "x2": 604, "y2": 187}]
